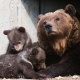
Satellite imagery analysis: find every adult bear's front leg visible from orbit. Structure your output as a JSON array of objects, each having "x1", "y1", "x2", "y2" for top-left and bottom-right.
[
  {"x1": 38, "y1": 42, "x2": 80, "y2": 78},
  {"x1": 39, "y1": 58, "x2": 80, "y2": 78}
]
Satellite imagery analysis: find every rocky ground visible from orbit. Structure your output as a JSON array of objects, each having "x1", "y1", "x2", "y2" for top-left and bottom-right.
[
  {"x1": 47, "y1": 75, "x2": 80, "y2": 80},
  {"x1": 0, "y1": 75, "x2": 80, "y2": 80}
]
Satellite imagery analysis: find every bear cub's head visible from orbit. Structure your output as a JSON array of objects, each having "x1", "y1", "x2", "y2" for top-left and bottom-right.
[
  {"x1": 28, "y1": 43, "x2": 46, "y2": 70},
  {"x1": 3, "y1": 27, "x2": 32, "y2": 52}
]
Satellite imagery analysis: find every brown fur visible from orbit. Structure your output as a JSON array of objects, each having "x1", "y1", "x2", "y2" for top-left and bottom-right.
[
  {"x1": 0, "y1": 43, "x2": 46, "y2": 78},
  {"x1": 3, "y1": 27, "x2": 32, "y2": 54},
  {"x1": 33, "y1": 4, "x2": 80, "y2": 78},
  {"x1": 37, "y1": 6, "x2": 80, "y2": 57}
]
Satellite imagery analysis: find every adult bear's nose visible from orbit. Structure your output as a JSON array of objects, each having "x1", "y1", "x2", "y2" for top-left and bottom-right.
[{"x1": 44, "y1": 24, "x2": 52, "y2": 33}]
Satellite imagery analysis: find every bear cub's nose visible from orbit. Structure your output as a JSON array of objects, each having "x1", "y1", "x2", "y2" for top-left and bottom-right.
[{"x1": 44, "y1": 24, "x2": 52, "y2": 33}]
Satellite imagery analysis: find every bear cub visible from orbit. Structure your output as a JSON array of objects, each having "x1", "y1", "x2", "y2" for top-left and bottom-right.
[
  {"x1": 0, "y1": 44, "x2": 46, "y2": 78},
  {"x1": 3, "y1": 27, "x2": 32, "y2": 54}
]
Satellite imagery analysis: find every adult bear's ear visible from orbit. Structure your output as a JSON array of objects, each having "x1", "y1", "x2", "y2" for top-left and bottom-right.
[
  {"x1": 18, "y1": 27, "x2": 25, "y2": 33},
  {"x1": 38, "y1": 14, "x2": 44, "y2": 21},
  {"x1": 65, "y1": 4, "x2": 76, "y2": 16},
  {"x1": 3, "y1": 30, "x2": 11, "y2": 35}
]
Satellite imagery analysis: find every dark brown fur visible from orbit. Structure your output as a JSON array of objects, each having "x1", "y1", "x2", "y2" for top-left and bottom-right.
[
  {"x1": 36, "y1": 4, "x2": 80, "y2": 77},
  {"x1": 37, "y1": 4, "x2": 80, "y2": 66},
  {"x1": 0, "y1": 45, "x2": 46, "y2": 79},
  {"x1": 3, "y1": 27, "x2": 32, "y2": 54},
  {"x1": 39, "y1": 42, "x2": 80, "y2": 78}
]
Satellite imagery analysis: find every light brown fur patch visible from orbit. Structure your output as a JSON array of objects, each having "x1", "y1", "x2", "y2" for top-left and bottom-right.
[{"x1": 52, "y1": 37, "x2": 67, "y2": 56}]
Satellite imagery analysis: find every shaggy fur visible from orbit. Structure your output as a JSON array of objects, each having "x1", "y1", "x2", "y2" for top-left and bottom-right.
[
  {"x1": 37, "y1": 6, "x2": 80, "y2": 56},
  {"x1": 0, "y1": 45, "x2": 46, "y2": 78},
  {"x1": 37, "y1": 4, "x2": 80, "y2": 66},
  {"x1": 36, "y1": 4, "x2": 80, "y2": 77},
  {"x1": 3, "y1": 27, "x2": 32, "y2": 54},
  {"x1": 39, "y1": 42, "x2": 80, "y2": 78}
]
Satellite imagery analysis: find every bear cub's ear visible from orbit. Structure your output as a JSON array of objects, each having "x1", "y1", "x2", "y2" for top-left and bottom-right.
[
  {"x1": 65, "y1": 4, "x2": 76, "y2": 16},
  {"x1": 31, "y1": 48, "x2": 39, "y2": 56},
  {"x1": 18, "y1": 27, "x2": 25, "y2": 33},
  {"x1": 3, "y1": 30, "x2": 11, "y2": 35},
  {"x1": 38, "y1": 14, "x2": 44, "y2": 21}
]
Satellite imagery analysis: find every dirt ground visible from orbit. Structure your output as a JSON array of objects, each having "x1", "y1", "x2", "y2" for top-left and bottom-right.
[{"x1": 0, "y1": 75, "x2": 80, "y2": 80}]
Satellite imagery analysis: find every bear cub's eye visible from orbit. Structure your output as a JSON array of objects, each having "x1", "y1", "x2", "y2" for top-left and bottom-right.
[
  {"x1": 43, "y1": 21, "x2": 47, "y2": 25},
  {"x1": 55, "y1": 18, "x2": 60, "y2": 21},
  {"x1": 17, "y1": 41, "x2": 21, "y2": 44},
  {"x1": 41, "y1": 60, "x2": 44, "y2": 63}
]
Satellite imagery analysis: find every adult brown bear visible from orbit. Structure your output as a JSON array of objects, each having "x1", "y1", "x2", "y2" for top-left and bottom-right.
[{"x1": 37, "y1": 4, "x2": 80, "y2": 78}]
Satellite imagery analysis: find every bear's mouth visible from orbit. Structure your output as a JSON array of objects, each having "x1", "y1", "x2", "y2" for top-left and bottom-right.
[
  {"x1": 46, "y1": 30, "x2": 57, "y2": 36},
  {"x1": 50, "y1": 31, "x2": 57, "y2": 34},
  {"x1": 45, "y1": 27, "x2": 54, "y2": 35}
]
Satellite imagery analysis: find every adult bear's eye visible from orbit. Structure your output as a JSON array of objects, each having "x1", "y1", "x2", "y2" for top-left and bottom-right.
[
  {"x1": 43, "y1": 21, "x2": 47, "y2": 25},
  {"x1": 55, "y1": 18, "x2": 60, "y2": 21}
]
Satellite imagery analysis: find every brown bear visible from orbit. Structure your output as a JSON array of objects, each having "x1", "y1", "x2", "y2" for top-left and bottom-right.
[
  {"x1": 37, "y1": 4, "x2": 80, "y2": 77},
  {"x1": 3, "y1": 27, "x2": 32, "y2": 54},
  {"x1": 0, "y1": 44, "x2": 46, "y2": 79}
]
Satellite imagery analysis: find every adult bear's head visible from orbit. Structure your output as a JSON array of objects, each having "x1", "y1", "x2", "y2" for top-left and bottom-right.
[{"x1": 37, "y1": 4, "x2": 80, "y2": 56}]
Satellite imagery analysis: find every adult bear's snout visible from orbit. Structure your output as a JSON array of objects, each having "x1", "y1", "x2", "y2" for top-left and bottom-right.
[{"x1": 44, "y1": 24, "x2": 52, "y2": 34}]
